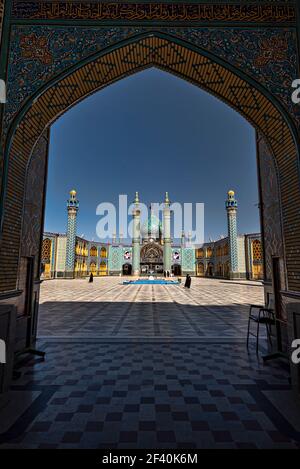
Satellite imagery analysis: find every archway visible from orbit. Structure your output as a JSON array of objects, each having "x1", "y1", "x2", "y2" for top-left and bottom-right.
[
  {"x1": 140, "y1": 241, "x2": 164, "y2": 273},
  {"x1": 224, "y1": 262, "x2": 230, "y2": 279},
  {"x1": 90, "y1": 262, "x2": 97, "y2": 275},
  {"x1": 217, "y1": 263, "x2": 223, "y2": 278},
  {"x1": 100, "y1": 247, "x2": 107, "y2": 259},
  {"x1": 122, "y1": 263, "x2": 132, "y2": 276},
  {"x1": 207, "y1": 263, "x2": 214, "y2": 277},
  {"x1": 0, "y1": 31, "x2": 299, "y2": 385},
  {"x1": 196, "y1": 262, "x2": 204, "y2": 277},
  {"x1": 99, "y1": 261, "x2": 107, "y2": 276},
  {"x1": 1, "y1": 2, "x2": 300, "y2": 445},
  {"x1": 90, "y1": 246, "x2": 98, "y2": 257},
  {"x1": 172, "y1": 264, "x2": 182, "y2": 277}
]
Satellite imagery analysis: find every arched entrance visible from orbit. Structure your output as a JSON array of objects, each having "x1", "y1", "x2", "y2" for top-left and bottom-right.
[
  {"x1": 140, "y1": 242, "x2": 163, "y2": 274},
  {"x1": 217, "y1": 263, "x2": 223, "y2": 278},
  {"x1": 172, "y1": 264, "x2": 182, "y2": 277},
  {"x1": 224, "y1": 262, "x2": 230, "y2": 279},
  {"x1": 0, "y1": 27, "x2": 299, "y2": 390},
  {"x1": 122, "y1": 263, "x2": 132, "y2": 276},
  {"x1": 207, "y1": 263, "x2": 214, "y2": 277},
  {"x1": 196, "y1": 262, "x2": 204, "y2": 277},
  {"x1": 90, "y1": 262, "x2": 97, "y2": 275},
  {"x1": 99, "y1": 261, "x2": 107, "y2": 276}
]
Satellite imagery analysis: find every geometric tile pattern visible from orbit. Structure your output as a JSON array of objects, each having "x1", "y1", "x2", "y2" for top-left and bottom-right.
[
  {"x1": 37, "y1": 278, "x2": 265, "y2": 339},
  {"x1": 0, "y1": 278, "x2": 299, "y2": 449},
  {"x1": 65, "y1": 213, "x2": 77, "y2": 271},
  {"x1": 0, "y1": 341, "x2": 298, "y2": 448},
  {"x1": 227, "y1": 211, "x2": 238, "y2": 273},
  {"x1": 108, "y1": 247, "x2": 123, "y2": 272},
  {"x1": 181, "y1": 248, "x2": 195, "y2": 273}
]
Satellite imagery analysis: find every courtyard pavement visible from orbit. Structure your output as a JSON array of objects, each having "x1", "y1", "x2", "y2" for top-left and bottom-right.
[
  {"x1": 1, "y1": 278, "x2": 300, "y2": 449},
  {"x1": 37, "y1": 277, "x2": 264, "y2": 339}
]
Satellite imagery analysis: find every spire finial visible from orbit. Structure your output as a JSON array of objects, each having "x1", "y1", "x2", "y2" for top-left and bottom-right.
[
  {"x1": 134, "y1": 191, "x2": 139, "y2": 205},
  {"x1": 165, "y1": 191, "x2": 170, "y2": 206}
]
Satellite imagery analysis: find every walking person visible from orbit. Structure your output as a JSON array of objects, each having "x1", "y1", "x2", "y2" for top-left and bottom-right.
[
  {"x1": 89, "y1": 272, "x2": 94, "y2": 283},
  {"x1": 184, "y1": 274, "x2": 191, "y2": 289}
]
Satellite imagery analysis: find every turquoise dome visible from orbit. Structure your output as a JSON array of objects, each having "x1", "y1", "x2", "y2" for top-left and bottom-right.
[{"x1": 141, "y1": 213, "x2": 162, "y2": 239}]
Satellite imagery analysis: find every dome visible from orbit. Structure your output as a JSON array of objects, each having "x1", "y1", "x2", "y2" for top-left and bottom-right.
[
  {"x1": 228, "y1": 190, "x2": 235, "y2": 197},
  {"x1": 141, "y1": 212, "x2": 162, "y2": 239},
  {"x1": 70, "y1": 189, "x2": 77, "y2": 196}
]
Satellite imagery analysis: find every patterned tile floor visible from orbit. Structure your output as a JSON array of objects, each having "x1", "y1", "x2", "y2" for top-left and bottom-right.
[
  {"x1": 1, "y1": 278, "x2": 300, "y2": 449},
  {"x1": 37, "y1": 277, "x2": 265, "y2": 339}
]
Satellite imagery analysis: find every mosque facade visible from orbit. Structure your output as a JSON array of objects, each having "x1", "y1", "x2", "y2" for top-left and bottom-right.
[{"x1": 42, "y1": 190, "x2": 263, "y2": 281}]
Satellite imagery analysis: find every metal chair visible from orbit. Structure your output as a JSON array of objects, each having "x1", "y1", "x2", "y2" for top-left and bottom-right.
[{"x1": 246, "y1": 299, "x2": 275, "y2": 354}]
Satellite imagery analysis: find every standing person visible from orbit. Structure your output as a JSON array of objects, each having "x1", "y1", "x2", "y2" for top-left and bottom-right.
[
  {"x1": 184, "y1": 274, "x2": 191, "y2": 289},
  {"x1": 89, "y1": 272, "x2": 94, "y2": 283}
]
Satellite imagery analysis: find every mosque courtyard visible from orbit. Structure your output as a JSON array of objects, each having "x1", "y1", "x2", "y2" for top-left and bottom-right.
[
  {"x1": 1, "y1": 278, "x2": 300, "y2": 449},
  {"x1": 38, "y1": 277, "x2": 264, "y2": 339}
]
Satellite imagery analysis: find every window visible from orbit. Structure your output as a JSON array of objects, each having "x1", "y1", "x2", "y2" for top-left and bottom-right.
[
  {"x1": 252, "y1": 240, "x2": 262, "y2": 261},
  {"x1": 207, "y1": 247, "x2": 213, "y2": 258},
  {"x1": 90, "y1": 246, "x2": 97, "y2": 257},
  {"x1": 100, "y1": 247, "x2": 107, "y2": 258},
  {"x1": 42, "y1": 238, "x2": 51, "y2": 262}
]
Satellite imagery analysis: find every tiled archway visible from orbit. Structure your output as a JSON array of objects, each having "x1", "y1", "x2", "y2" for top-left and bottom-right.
[{"x1": 0, "y1": 32, "x2": 299, "y2": 295}]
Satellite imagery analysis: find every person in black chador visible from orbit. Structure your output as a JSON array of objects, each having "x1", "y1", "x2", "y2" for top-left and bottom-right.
[
  {"x1": 184, "y1": 274, "x2": 191, "y2": 289},
  {"x1": 89, "y1": 272, "x2": 94, "y2": 283}
]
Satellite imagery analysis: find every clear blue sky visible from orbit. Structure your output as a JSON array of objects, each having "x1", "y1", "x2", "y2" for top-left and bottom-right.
[{"x1": 45, "y1": 68, "x2": 260, "y2": 242}]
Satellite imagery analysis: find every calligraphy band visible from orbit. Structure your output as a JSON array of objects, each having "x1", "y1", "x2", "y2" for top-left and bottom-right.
[{"x1": 11, "y1": 2, "x2": 296, "y2": 23}]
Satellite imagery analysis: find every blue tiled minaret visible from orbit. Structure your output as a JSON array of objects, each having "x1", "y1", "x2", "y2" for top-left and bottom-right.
[
  {"x1": 65, "y1": 189, "x2": 79, "y2": 277},
  {"x1": 163, "y1": 192, "x2": 172, "y2": 273},
  {"x1": 226, "y1": 190, "x2": 238, "y2": 279},
  {"x1": 132, "y1": 192, "x2": 141, "y2": 276}
]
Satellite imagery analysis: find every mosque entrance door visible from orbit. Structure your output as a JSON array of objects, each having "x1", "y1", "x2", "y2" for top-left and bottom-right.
[
  {"x1": 172, "y1": 265, "x2": 182, "y2": 276},
  {"x1": 122, "y1": 263, "x2": 132, "y2": 276},
  {"x1": 140, "y1": 243, "x2": 163, "y2": 274}
]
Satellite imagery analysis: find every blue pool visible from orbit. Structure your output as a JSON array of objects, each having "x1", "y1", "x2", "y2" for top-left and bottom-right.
[{"x1": 123, "y1": 279, "x2": 180, "y2": 285}]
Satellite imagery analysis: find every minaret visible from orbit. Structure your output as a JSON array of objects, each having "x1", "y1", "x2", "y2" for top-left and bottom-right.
[
  {"x1": 163, "y1": 192, "x2": 172, "y2": 273},
  {"x1": 65, "y1": 189, "x2": 79, "y2": 277},
  {"x1": 132, "y1": 192, "x2": 141, "y2": 276},
  {"x1": 181, "y1": 231, "x2": 185, "y2": 247},
  {"x1": 226, "y1": 190, "x2": 238, "y2": 279}
]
